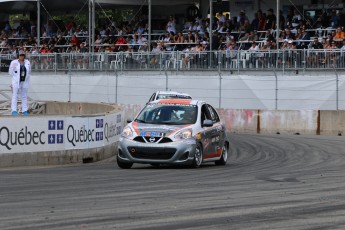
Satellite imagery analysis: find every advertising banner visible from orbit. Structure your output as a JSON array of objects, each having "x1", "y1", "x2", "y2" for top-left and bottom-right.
[{"x1": 0, "y1": 112, "x2": 123, "y2": 154}]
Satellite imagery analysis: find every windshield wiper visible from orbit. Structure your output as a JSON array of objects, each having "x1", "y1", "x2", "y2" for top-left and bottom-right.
[{"x1": 135, "y1": 119, "x2": 147, "y2": 123}]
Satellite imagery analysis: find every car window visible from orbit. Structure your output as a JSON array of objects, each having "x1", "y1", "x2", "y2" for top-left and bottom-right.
[
  {"x1": 207, "y1": 104, "x2": 220, "y2": 123},
  {"x1": 136, "y1": 104, "x2": 197, "y2": 125},
  {"x1": 201, "y1": 104, "x2": 212, "y2": 124},
  {"x1": 149, "y1": 93, "x2": 156, "y2": 102}
]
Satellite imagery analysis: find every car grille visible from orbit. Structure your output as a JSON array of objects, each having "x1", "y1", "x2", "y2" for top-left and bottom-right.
[
  {"x1": 133, "y1": 136, "x2": 173, "y2": 144},
  {"x1": 127, "y1": 147, "x2": 176, "y2": 160}
]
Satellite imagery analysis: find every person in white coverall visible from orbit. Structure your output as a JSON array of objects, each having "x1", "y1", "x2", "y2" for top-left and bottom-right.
[{"x1": 9, "y1": 50, "x2": 31, "y2": 115}]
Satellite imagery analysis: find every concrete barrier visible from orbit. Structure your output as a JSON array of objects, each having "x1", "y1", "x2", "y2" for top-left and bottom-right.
[
  {"x1": 122, "y1": 106, "x2": 345, "y2": 136},
  {"x1": 320, "y1": 111, "x2": 345, "y2": 135},
  {"x1": 259, "y1": 110, "x2": 318, "y2": 135},
  {"x1": 0, "y1": 102, "x2": 124, "y2": 167}
]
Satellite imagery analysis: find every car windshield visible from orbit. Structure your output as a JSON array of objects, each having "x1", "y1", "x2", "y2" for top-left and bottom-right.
[
  {"x1": 136, "y1": 104, "x2": 197, "y2": 125},
  {"x1": 156, "y1": 94, "x2": 192, "y2": 100}
]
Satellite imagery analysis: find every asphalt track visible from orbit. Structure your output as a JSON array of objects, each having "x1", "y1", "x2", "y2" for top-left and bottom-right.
[{"x1": 1, "y1": 133, "x2": 345, "y2": 230}]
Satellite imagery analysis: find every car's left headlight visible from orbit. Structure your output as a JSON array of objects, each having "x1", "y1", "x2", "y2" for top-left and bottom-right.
[
  {"x1": 174, "y1": 129, "x2": 192, "y2": 139},
  {"x1": 122, "y1": 126, "x2": 134, "y2": 139}
]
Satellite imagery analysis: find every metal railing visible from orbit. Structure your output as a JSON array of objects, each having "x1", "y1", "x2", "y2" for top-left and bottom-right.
[{"x1": 1, "y1": 49, "x2": 345, "y2": 73}]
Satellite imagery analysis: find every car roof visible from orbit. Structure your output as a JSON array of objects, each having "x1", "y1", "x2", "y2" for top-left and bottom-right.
[
  {"x1": 150, "y1": 98, "x2": 203, "y2": 106},
  {"x1": 155, "y1": 91, "x2": 192, "y2": 97}
]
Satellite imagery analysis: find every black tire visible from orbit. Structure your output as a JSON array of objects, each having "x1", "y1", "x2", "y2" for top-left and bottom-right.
[
  {"x1": 215, "y1": 143, "x2": 228, "y2": 166},
  {"x1": 191, "y1": 143, "x2": 203, "y2": 168},
  {"x1": 117, "y1": 156, "x2": 133, "y2": 169}
]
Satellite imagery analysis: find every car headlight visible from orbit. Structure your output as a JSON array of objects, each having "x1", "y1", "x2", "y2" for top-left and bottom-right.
[
  {"x1": 174, "y1": 129, "x2": 192, "y2": 139},
  {"x1": 122, "y1": 126, "x2": 133, "y2": 139}
]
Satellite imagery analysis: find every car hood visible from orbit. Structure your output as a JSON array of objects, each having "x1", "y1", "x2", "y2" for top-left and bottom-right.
[{"x1": 130, "y1": 121, "x2": 192, "y2": 137}]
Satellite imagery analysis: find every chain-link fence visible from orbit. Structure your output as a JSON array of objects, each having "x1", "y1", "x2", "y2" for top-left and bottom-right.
[{"x1": 2, "y1": 49, "x2": 345, "y2": 73}]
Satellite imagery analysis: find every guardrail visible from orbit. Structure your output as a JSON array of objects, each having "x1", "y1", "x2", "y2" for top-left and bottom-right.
[{"x1": 1, "y1": 49, "x2": 345, "y2": 73}]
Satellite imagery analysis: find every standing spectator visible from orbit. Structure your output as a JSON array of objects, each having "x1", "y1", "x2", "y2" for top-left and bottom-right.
[
  {"x1": 265, "y1": 9, "x2": 276, "y2": 30},
  {"x1": 66, "y1": 17, "x2": 74, "y2": 34},
  {"x1": 166, "y1": 15, "x2": 176, "y2": 34},
  {"x1": 330, "y1": 10, "x2": 340, "y2": 28},
  {"x1": 237, "y1": 10, "x2": 249, "y2": 29},
  {"x1": 251, "y1": 12, "x2": 259, "y2": 31},
  {"x1": 257, "y1": 10, "x2": 266, "y2": 31},
  {"x1": 218, "y1": 11, "x2": 226, "y2": 23},
  {"x1": 9, "y1": 50, "x2": 31, "y2": 115},
  {"x1": 279, "y1": 10, "x2": 286, "y2": 30},
  {"x1": 291, "y1": 10, "x2": 302, "y2": 28},
  {"x1": 4, "y1": 21, "x2": 11, "y2": 32}
]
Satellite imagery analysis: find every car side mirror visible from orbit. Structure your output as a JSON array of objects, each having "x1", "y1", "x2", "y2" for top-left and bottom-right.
[
  {"x1": 202, "y1": 119, "x2": 213, "y2": 127},
  {"x1": 126, "y1": 117, "x2": 133, "y2": 123}
]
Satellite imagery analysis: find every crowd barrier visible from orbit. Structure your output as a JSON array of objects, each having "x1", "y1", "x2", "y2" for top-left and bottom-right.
[{"x1": 1, "y1": 49, "x2": 345, "y2": 73}]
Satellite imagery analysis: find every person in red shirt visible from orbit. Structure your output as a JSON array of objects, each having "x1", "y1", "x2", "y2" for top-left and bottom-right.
[
  {"x1": 115, "y1": 35, "x2": 127, "y2": 51},
  {"x1": 70, "y1": 34, "x2": 80, "y2": 47}
]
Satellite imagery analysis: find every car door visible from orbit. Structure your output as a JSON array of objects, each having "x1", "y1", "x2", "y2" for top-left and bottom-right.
[
  {"x1": 200, "y1": 104, "x2": 215, "y2": 157},
  {"x1": 205, "y1": 104, "x2": 223, "y2": 158}
]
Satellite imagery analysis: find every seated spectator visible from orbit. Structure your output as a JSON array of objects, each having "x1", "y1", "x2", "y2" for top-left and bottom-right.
[
  {"x1": 150, "y1": 42, "x2": 161, "y2": 66},
  {"x1": 248, "y1": 42, "x2": 260, "y2": 67},
  {"x1": 185, "y1": 31, "x2": 195, "y2": 43},
  {"x1": 296, "y1": 29, "x2": 310, "y2": 49},
  {"x1": 341, "y1": 39, "x2": 345, "y2": 50},
  {"x1": 70, "y1": 34, "x2": 80, "y2": 47},
  {"x1": 137, "y1": 33, "x2": 147, "y2": 45},
  {"x1": 333, "y1": 27, "x2": 345, "y2": 42},
  {"x1": 307, "y1": 37, "x2": 323, "y2": 66},
  {"x1": 283, "y1": 28, "x2": 295, "y2": 40}
]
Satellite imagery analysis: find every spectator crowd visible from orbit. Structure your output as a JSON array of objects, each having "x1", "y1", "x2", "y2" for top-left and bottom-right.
[{"x1": 1, "y1": 6, "x2": 345, "y2": 60}]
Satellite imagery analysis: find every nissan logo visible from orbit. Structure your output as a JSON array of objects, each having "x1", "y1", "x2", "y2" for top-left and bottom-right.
[{"x1": 149, "y1": 137, "x2": 155, "y2": 143}]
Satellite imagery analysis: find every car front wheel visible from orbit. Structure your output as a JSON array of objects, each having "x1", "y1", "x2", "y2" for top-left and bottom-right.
[
  {"x1": 192, "y1": 143, "x2": 203, "y2": 168},
  {"x1": 117, "y1": 156, "x2": 133, "y2": 169}
]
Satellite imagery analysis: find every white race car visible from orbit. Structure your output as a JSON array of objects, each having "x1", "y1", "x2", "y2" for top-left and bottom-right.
[{"x1": 117, "y1": 98, "x2": 229, "y2": 169}]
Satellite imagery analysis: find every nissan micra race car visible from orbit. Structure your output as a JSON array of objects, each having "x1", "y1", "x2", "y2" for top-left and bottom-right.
[{"x1": 117, "y1": 99, "x2": 229, "y2": 169}]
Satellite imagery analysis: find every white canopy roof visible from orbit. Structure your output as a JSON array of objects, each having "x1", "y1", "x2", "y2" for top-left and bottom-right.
[{"x1": 0, "y1": 0, "x2": 199, "y2": 12}]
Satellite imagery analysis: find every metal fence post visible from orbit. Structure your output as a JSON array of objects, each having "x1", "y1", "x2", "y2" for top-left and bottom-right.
[
  {"x1": 334, "y1": 67, "x2": 339, "y2": 110},
  {"x1": 218, "y1": 70, "x2": 222, "y2": 109},
  {"x1": 68, "y1": 62, "x2": 72, "y2": 102},
  {"x1": 274, "y1": 69, "x2": 278, "y2": 110}
]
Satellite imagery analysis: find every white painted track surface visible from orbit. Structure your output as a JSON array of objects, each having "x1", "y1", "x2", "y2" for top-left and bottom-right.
[{"x1": 1, "y1": 133, "x2": 345, "y2": 230}]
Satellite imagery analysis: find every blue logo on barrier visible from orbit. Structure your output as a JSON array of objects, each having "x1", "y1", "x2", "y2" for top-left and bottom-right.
[
  {"x1": 96, "y1": 119, "x2": 104, "y2": 128},
  {"x1": 48, "y1": 120, "x2": 56, "y2": 130},
  {"x1": 48, "y1": 134, "x2": 56, "y2": 144},
  {"x1": 48, "y1": 120, "x2": 64, "y2": 144},
  {"x1": 57, "y1": 120, "x2": 64, "y2": 130},
  {"x1": 96, "y1": 132, "x2": 104, "y2": 141},
  {"x1": 57, "y1": 134, "x2": 63, "y2": 144}
]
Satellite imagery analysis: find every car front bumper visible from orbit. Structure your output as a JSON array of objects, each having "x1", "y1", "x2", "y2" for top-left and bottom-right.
[{"x1": 118, "y1": 136, "x2": 197, "y2": 165}]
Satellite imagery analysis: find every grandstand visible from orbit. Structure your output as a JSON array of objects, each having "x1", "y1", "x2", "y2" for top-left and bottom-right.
[{"x1": 0, "y1": 0, "x2": 345, "y2": 72}]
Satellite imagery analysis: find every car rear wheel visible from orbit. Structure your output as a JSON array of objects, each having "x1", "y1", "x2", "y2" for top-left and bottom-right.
[
  {"x1": 215, "y1": 144, "x2": 228, "y2": 166},
  {"x1": 117, "y1": 156, "x2": 133, "y2": 169},
  {"x1": 192, "y1": 143, "x2": 203, "y2": 168}
]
